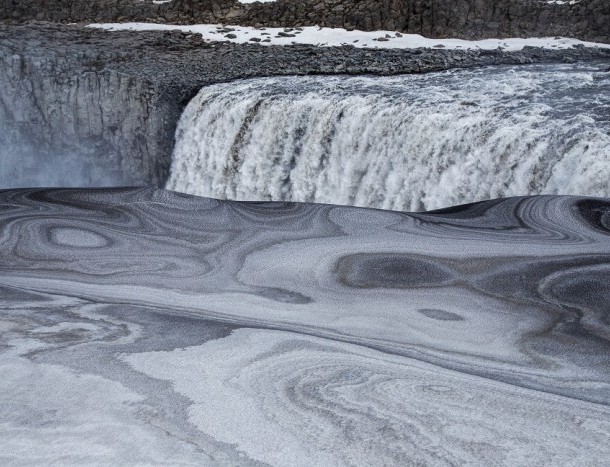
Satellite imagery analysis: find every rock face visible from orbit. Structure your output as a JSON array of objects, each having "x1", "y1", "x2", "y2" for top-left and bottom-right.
[
  {"x1": 1, "y1": 23, "x2": 610, "y2": 187},
  {"x1": 3, "y1": 0, "x2": 609, "y2": 43},
  {"x1": 0, "y1": 53, "x2": 171, "y2": 187}
]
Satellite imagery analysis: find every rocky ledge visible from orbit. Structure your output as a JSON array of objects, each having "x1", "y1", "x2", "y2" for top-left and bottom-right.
[
  {"x1": 3, "y1": 0, "x2": 609, "y2": 43},
  {"x1": 2, "y1": 22, "x2": 610, "y2": 187}
]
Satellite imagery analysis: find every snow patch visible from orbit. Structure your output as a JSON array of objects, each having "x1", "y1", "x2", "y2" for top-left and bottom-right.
[{"x1": 88, "y1": 22, "x2": 610, "y2": 50}]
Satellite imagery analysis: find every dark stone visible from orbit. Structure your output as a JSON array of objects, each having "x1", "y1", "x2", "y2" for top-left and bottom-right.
[{"x1": 3, "y1": 0, "x2": 607, "y2": 43}]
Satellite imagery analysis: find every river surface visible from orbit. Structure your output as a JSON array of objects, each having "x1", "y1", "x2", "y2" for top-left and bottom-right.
[{"x1": 1, "y1": 188, "x2": 609, "y2": 464}]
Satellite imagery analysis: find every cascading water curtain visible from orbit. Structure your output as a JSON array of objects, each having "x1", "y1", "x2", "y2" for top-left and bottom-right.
[{"x1": 168, "y1": 63, "x2": 610, "y2": 211}]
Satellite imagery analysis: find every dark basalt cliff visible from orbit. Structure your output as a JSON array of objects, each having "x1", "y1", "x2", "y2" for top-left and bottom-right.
[
  {"x1": 3, "y1": 0, "x2": 609, "y2": 43},
  {"x1": 2, "y1": 22, "x2": 610, "y2": 188}
]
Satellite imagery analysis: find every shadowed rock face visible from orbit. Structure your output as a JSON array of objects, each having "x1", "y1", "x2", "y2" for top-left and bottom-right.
[
  {"x1": 1, "y1": 188, "x2": 609, "y2": 464},
  {"x1": 0, "y1": 56, "x2": 167, "y2": 188},
  {"x1": 3, "y1": 0, "x2": 609, "y2": 43}
]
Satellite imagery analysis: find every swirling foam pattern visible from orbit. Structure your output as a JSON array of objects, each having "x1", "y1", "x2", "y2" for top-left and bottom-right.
[{"x1": 0, "y1": 188, "x2": 609, "y2": 465}]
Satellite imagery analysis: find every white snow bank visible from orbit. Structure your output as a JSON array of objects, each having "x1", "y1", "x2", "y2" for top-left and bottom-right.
[{"x1": 88, "y1": 22, "x2": 610, "y2": 50}]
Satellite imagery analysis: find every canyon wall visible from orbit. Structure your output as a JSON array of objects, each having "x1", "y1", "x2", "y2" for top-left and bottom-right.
[
  {"x1": 2, "y1": 0, "x2": 609, "y2": 43},
  {"x1": 1, "y1": 23, "x2": 609, "y2": 188},
  {"x1": 0, "y1": 52, "x2": 177, "y2": 187}
]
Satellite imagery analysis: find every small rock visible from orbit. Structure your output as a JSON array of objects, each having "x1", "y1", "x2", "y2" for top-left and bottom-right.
[
  {"x1": 377, "y1": 37, "x2": 389, "y2": 42},
  {"x1": 250, "y1": 37, "x2": 261, "y2": 42},
  {"x1": 225, "y1": 34, "x2": 237, "y2": 39}
]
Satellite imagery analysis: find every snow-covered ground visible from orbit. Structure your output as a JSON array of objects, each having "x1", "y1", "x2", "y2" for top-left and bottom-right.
[{"x1": 88, "y1": 23, "x2": 610, "y2": 50}]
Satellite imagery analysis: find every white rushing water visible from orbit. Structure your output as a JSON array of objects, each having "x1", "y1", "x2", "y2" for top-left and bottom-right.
[{"x1": 168, "y1": 63, "x2": 610, "y2": 211}]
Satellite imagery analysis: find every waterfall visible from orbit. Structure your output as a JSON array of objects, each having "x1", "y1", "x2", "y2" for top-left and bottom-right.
[{"x1": 167, "y1": 62, "x2": 610, "y2": 211}]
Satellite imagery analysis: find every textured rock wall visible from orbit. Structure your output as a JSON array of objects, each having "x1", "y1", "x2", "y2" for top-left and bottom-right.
[
  {"x1": 0, "y1": 50, "x2": 177, "y2": 187},
  {"x1": 2, "y1": 0, "x2": 609, "y2": 43}
]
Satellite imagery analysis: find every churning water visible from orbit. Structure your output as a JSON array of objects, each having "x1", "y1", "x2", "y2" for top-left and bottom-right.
[{"x1": 168, "y1": 62, "x2": 610, "y2": 211}]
